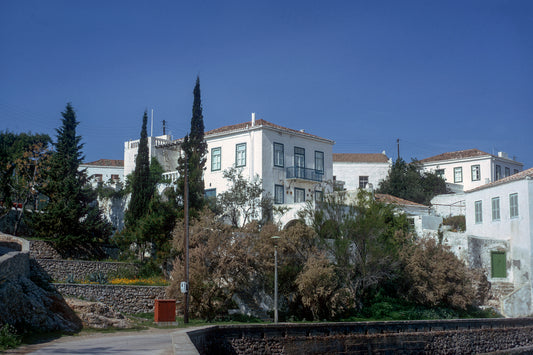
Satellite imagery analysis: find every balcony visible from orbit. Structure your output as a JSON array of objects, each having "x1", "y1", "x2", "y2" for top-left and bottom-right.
[{"x1": 286, "y1": 166, "x2": 324, "y2": 182}]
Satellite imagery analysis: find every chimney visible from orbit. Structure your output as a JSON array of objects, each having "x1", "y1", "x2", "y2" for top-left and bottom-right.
[
  {"x1": 498, "y1": 152, "x2": 508, "y2": 159},
  {"x1": 251, "y1": 112, "x2": 255, "y2": 126}
]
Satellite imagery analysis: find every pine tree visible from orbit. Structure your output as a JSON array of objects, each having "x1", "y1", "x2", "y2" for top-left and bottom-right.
[
  {"x1": 32, "y1": 103, "x2": 112, "y2": 247},
  {"x1": 177, "y1": 76, "x2": 207, "y2": 211},
  {"x1": 125, "y1": 110, "x2": 153, "y2": 228}
]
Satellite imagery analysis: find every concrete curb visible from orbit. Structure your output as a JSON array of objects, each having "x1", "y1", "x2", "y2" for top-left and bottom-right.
[{"x1": 171, "y1": 328, "x2": 202, "y2": 355}]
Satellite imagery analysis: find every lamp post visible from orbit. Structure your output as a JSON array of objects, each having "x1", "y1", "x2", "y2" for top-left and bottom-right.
[{"x1": 271, "y1": 235, "x2": 280, "y2": 323}]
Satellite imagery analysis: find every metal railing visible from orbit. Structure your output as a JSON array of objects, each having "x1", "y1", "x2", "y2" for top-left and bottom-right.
[{"x1": 286, "y1": 166, "x2": 324, "y2": 182}]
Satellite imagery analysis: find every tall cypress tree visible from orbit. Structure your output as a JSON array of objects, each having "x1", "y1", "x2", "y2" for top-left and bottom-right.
[
  {"x1": 177, "y1": 76, "x2": 207, "y2": 211},
  {"x1": 125, "y1": 110, "x2": 153, "y2": 228},
  {"x1": 32, "y1": 103, "x2": 112, "y2": 247}
]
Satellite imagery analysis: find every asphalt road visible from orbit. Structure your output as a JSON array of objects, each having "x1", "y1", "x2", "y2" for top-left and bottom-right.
[{"x1": 23, "y1": 329, "x2": 176, "y2": 355}]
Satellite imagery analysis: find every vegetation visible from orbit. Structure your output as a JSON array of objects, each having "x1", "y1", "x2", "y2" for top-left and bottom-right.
[
  {"x1": 31, "y1": 103, "x2": 112, "y2": 249},
  {"x1": 0, "y1": 324, "x2": 21, "y2": 351},
  {"x1": 442, "y1": 215, "x2": 466, "y2": 232},
  {"x1": 377, "y1": 158, "x2": 447, "y2": 205}
]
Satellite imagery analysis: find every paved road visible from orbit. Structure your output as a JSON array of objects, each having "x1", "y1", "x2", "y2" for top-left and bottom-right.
[{"x1": 24, "y1": 329, "x2": 176, "y2": 355}]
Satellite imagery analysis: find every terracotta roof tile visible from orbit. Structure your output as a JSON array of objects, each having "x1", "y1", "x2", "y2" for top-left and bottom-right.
[
  {"x1": 82, "y1": 159, "x2": 124, "y2": 167},
  {"x1": 205, "y1": 119, "x2": 333, "y2": 142},
  {"x1": 333, "y1": 153, "x2": 389, "y2": 163},
  {"x1": 375, "y1": 193, "x2": 428, "y2": 207},
  {"x1": 466, "y1": 167, "x2": 533, "y2": 193},
  {"x1": 419, "y1": 149, "x2": 490, "y2": 163}
]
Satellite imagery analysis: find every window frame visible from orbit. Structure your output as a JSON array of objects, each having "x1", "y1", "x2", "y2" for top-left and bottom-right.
[
  {"x1": 315, "y1": 190, "x2": 323, "y2": 202},
  {"x1": 474, "y1": 200, "x2": 483, "y2": 224},
  {"x1": 274, "y1": 184, "x2": 284, "y2": 204},
  {"x1": 294, "y1": 147, "x2": 305, "y2": 168},
  {"x1": 435, "y1": 169, "x2": 445, "y2": 179},
  {"x1": 509, "y1": 193, "x2": 519, "y2": 219},
  {"x1": 314, "y1": 151, "x2": 324, "y2": 173},
  {"x1": 235, "y1": 143, "x2": 247, "y2": 167},
  {"x1": 205, "y1": 188, "x2": 216, "y2": 199},
  {"x1": 471, "y1": 165, "x2": 481, "y2": 181},
  {"x1": 495, "y1": 165, "x2": 502, "y2": 180},
  {"x1": 359, "y1": 176, "x2": 369, "y2": 189},
  {"x1": 211, "y1": 147, "x2": 221, "y2": 171},
  {"x1": 294, "y1": 187, "x2": 305, "y2": 203},
  {"x1": 454, "y1": 167, "x2": 463, "y2": 183},
  {"x1": 505, "y1": 167, "x2": 510, "y2": 177},
  {"x1": 491, "y1": 197, "x2": 500, "y2": 221},
  {"x1": 273, "y1": 143, "x2": 284, "y2": 168}
]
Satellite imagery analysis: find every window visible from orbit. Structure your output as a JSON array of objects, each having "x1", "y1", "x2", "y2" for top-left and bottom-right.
[
  {"x1": 205, "y1": 188, "x2": 216, "y2": 199},
  {"x1": 475, "y1": 200, "x2": 483, "y2": 223},
  {"x1": 471, "y1": 165, "x2": 481, "y2": 181},
  {"x1": 509, "y1": 193, "x2": 518, "y2": 218},
  {"x1": 505, "y1": 167, "x2": 510, "y2": 177},
  {"x1": 295, "y1": 188, "x2": 305, "y2": 203},
  {"x1": 454, "y1": 167, "x2": 463, "y2": 183},
  {"x1": 274, "y1": 185, "x2": 284, "y2": 204},
  {"x1": 495, "y1": 165, "x2": 502, "y2": 180},
  {"x1": 491, "y1": 251, "x2": 506, "y2": 278},
  {"x1": 491, "y1": 197, "x2": 500, "y2": 221},
  {"x1": 435, "y1": 169, "x2": 445, "y2": 179},
  {"x1": 273, "y1": 143, "x2": 284, "y2": 167},
  {"x1": 314, "y1": 151, "x2": 324, "y2": 173},
  {"x1": 315, "y1": 190, "x2": 323, "y2": 202},
  {"x1": 211, "y1": 147, "x2": 221, "y2": 171},
  {"x1": 111, "y1": 174, "x2": 119, "y2": 181},
  {"x1": 514, "y1": 169, "x2": 519, "y2": 175},
  {"x1": 294, "y1": 147, "x2": 305, "y2": 178},
  {"x1": 359, "y1": 176, "x2": 369, "y2": 189},
  {"x1": 94, "y1": 174, "x2": 103, "y2": 182},
  {"x1": 236, "y1": 143, "x2": 246, "y2": 167}
]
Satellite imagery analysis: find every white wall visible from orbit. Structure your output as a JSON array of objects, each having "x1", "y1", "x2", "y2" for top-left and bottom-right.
[{"x1": 333, "y1": 161, "x2": 390, "y2": 191}]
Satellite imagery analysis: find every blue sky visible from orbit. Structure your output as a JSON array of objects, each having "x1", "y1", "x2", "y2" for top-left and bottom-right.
[{"x1": 1, "y1": 1, "x2": 532, "y2": 168}]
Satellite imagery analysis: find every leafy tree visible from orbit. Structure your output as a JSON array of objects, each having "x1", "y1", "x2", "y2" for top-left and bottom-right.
[
  {"x1": 31, "y1": 103, "x2": 112, "y2": 248},
  {"x1": 176, "y1": 76, "x2": 208, "y2": 212},
  {"x1": 377, "y1": 158, "x2": 447, "y2": 205},
  {"x1": 125, "y1": 111, "x2": 152, "y2": 228}
]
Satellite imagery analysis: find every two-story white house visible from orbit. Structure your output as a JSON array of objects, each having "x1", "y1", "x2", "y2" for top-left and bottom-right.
[
  {"x1": 462, "y1": 167, "x2": 533, "y2": 317},
  {"x1": 332, "y1": 153, "x2": 391, "y2": 191},
  {"x1": 420, "y1": 149, "x2": 523, "y2": 193},
  {"x1": 80, "y1": 159, "x2": 124, "y2": 187},
  {"x1": 124, "y1": 114, "x2": 335, "y2": 226}
]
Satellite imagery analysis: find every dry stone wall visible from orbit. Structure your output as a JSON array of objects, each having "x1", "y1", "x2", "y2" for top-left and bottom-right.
[
  {"x1": 53, "y1": 283, "x2": 167, "y2": 314},
  {"x1": 35, "y1": 259, "x2": 137, "y2": 282}
]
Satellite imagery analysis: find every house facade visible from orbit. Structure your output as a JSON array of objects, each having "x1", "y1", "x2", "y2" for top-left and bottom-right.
[
  {"x1": 463, "y1": 167, "x2": 533, "y2": 317},
  {"x1": 420, "y1": 149, "x2": 523, "y2": 192},
  {"x1": 80, "y1": 159, "x2": 124, "y2": 187},
  {"x1": 332, "y1": 153, "x2": 391, "y2": 191}
]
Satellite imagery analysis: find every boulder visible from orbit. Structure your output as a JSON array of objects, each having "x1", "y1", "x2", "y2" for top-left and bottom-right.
[{"x1": 65, "y1": 298, "x2": 132, "y2": 329}]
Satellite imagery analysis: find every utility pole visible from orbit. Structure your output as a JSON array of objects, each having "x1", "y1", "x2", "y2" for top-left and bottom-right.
[
  {"x1": 397, "y1": 138, "x2": 400, "y2": 161},
  {"x1": 162, "y1": 120, "x2": 166, "y2": 135},
  {"x1": 183, "y1": 152, "x2": 189, "y2": 324}
]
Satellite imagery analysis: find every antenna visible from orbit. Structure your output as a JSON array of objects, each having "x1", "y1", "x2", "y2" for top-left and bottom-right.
[
  {"x1": 151, "y1": 109, "x2": 154, "y2": 137},
  {"x1": 163, "y1": 120, "x2": 167, "y2": 135}
]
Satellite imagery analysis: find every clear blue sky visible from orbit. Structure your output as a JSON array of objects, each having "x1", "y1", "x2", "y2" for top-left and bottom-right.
[{"x1": 1, "y1": 1, "x2": 532, "y2": 168}]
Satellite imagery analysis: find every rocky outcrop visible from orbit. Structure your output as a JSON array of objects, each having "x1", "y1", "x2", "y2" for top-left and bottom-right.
[
  {"x1": 0, "y1": 249, "x2": 82, "y2": 334},
  {"x1": 65, "y1": 298, "x2": 132, "y2": 329}
]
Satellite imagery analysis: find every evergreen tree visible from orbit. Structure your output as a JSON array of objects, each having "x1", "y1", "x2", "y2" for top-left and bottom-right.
[
  {"x1": 125, "y1": 110, "x2": 153, "y2": 228},
  {"x1": 177, "y1": 76, "x2": 207, "y2": 212},
  {"x1": 32, "y1": 103, "x2": 112, "y2": 247}
]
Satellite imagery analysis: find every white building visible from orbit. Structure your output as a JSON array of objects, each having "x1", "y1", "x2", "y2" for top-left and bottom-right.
[
  {"x1": 420, "y1": 149, "x2": 523, "y2": 193},
  {"x1": 80, "y1": 159, "x2": 124, "y2": 187},
  {"x1": 462, "y1": 167, "x2": 533, "y2": 317},
  {"x1": 332, "y1": 153, "x2": 391, "y2": 191},
  {"x1": 124, "y1": 115, "x2": 335, "y2": 225}
]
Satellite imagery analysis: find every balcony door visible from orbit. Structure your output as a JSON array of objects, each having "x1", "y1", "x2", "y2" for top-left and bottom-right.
[{"x1": 294, "y1": 147, "x2": 305, "y2": 178}]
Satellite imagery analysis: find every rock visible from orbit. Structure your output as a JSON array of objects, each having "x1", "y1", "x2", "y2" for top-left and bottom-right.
[{"x1": 65, "y1": 298, "x2": 133, "y2": 329}]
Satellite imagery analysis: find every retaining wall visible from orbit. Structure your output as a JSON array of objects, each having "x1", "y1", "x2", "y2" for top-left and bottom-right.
[
  {"x1": 35, "y1": 259, "x2": 137, "y2": 282},
  {"x1": 188, "y1": 318, "x2": 533, "y2": 355},
  {"x1": 53, "y1": 283, "x2": 167, "y2": 314}
]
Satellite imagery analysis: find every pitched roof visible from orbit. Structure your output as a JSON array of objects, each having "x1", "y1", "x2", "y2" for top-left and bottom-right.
[
  {"x1": 333, "y1": 153, "x2": 389, "y2": 163},
  {"x1": 375, "y1": 193, "x2": 428, "y2": 207},
  {"x1": 466, "y1": 167, "x2": 533, "y2": 193},
  {"x1": 419, "y1": 149, "x2": 490, "y2": 163},
  {"x1": 82, "y1": 159, "x2": 124, "y2": 167},
  {"x1": 205, "y1": 119, "x2": 334, "y2": 142}
]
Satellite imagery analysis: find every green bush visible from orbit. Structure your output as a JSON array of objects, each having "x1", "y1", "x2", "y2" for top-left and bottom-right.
[
  {"x1": 0, "y1": 324, "x2": 21, "y2": 351},
  {"x1": 442, "y1": 215, "x2": 466, "y2": 232}
]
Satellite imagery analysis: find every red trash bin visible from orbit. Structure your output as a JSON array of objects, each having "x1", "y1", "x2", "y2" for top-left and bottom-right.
[{"x1": 154, "y1": 299, "x2": 176, "y2": 323}]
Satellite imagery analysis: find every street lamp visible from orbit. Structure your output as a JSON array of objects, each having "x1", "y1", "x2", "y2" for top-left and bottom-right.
[{"x1": 271, "y1": 235, "x2": 280, "y2": 323}]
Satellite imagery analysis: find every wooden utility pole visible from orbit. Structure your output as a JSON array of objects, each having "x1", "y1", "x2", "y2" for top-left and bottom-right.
[
  {"x1": 397, "y1": 138, "x2": 400, "y2": 161},
  {"x1": 184, "y1": 152, "x2": 190, "y2": 324}
]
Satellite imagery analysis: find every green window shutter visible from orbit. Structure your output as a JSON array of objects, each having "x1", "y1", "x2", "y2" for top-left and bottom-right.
[{"x1": 491, "y1": 251, "x2": 507, "y2": 278}]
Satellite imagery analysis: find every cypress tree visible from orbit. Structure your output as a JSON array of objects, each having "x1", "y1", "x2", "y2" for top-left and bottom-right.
[
  {"x1": 32, "y1": 103, "x2": 112, "y2": 248},
  {"x1": 177, "y1": 76, "x2": 207, "y2": 211},
  {"x1": 125, "y1": 110, "x2": 153, "y2": 228}
]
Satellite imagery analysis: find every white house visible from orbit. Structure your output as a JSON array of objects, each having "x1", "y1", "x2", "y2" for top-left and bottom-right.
[
  {"x1": 80, "y1": 159, "x2": 124, "y2": 187},
  {"x1": 462, "y1": 167, "x2": 533, "y2": 317},
  {"x1": 420, "y1": 149, "x2": 523, "y2": 192},
  {"x1": 124, "y1": 114, "x2": 335, "y2": 226},
  {"x1": 332, "y1": 153, "x2": 391, "y2": 191}
]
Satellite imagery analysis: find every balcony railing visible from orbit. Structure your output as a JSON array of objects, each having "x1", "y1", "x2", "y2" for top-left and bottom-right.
[{"x1": 286, "y1": 166, "x2": 324, "y2": 182}]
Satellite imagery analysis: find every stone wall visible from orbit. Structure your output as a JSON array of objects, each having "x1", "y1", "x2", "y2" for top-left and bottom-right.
[
  {"x1": 29, "y1": 240, "x2": 63, "y2": 259},
  {"x1": 188, "y1": 318, "x2": 533, "y2": 355},
  {"x1": 53, "y1": 283, "x2": 167, "y2": 314},
  {"x1": 35, "y1": 259, "x2": 137, "y2": 282}
]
